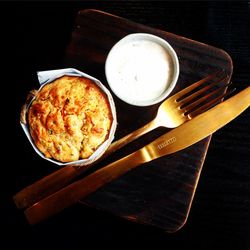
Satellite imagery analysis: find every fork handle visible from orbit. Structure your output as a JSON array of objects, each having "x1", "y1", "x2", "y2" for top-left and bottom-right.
[
  {"x1": 13, "y1": 119, "x2": 158, "y2": 210},
  {"x1": 13, "y1": 165, "x2": 79, "y2": 209},
  {"x1": 103, "y1": 119, "x2": 158, "y2": 157}
]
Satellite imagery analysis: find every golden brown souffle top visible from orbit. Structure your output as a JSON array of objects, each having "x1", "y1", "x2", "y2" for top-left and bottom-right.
[{"x1": 28, "y1": 75, "x2": 113, "y2": 163}]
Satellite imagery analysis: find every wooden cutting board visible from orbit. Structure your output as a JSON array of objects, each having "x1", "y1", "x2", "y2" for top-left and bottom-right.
[{"x1": 63, "y1": 9, "x2": 233, "y2": 232}]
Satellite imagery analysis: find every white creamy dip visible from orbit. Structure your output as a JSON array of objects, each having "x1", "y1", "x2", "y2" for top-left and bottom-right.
[{"x1": 105, "y1": 34, "x2": 178, "y2": 106}]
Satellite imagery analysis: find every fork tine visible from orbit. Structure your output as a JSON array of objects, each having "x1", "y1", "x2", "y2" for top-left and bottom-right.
[
  {"x1": 175, "y1": 70, "x2": 225, "y2": 101},
  {"x1": 187, "y1": 87, "x2": 236, "y2": 118},
  {"x1": 179, "y1": 75, "x2": 229, "y2": 106},
  {"x1": 182, "y1": 82, "x2": 232, "y2": 113}
]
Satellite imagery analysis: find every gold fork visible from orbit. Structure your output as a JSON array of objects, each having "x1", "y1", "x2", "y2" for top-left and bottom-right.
[
  {"x1": 105, "y1": 71, "x2": 229, "y2": 156},
  {"x1": 13, "y1": 71, "x2": 230, "y2": 210}
]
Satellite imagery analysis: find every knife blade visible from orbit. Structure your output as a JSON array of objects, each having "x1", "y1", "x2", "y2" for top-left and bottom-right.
[{"x1": 24, "y1": 87, "x2": 250, "y2": 225}]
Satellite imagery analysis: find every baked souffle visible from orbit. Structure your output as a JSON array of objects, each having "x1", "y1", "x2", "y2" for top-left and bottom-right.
[{"x1": 28, "y1": 75, "x2": 113, "y2": 162}]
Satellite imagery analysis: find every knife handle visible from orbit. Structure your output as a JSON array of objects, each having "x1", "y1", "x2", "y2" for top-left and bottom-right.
[
  {"x1": 13, "y1": 119, "x2": 157, "y2": 210},
  {"x1": 24, "y1": 150, "x2": 145, "y2": 225}
]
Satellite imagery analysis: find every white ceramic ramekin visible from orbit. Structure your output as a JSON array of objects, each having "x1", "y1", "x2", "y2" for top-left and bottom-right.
[{"x1": 105, "y1": 33, "x2": 179, "y2": 106}]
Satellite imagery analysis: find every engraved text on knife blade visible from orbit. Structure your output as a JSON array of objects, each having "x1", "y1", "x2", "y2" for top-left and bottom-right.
[{"x1": 157, "y1": 137, "x2": 176, "y2": 150}]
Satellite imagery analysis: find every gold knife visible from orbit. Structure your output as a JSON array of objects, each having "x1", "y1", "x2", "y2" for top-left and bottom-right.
[{"x1": 24, "y1": 87, "x2": 250, "y2": 225}]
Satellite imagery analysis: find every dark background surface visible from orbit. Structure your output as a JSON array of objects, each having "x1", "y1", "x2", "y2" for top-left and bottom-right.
[{"x1": 0, "y1": 1, "x2": 249, "y2": 249}]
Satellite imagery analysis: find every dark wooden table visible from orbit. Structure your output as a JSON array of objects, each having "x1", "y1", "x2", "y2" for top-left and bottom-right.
[{"x1": 1, "y1": 2, "x2": 249, "y2": 249}]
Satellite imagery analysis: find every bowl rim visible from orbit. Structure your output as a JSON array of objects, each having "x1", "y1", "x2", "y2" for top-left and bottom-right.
[{"x1": 105, "y1": 32, "x2": 180, "y2": 106}]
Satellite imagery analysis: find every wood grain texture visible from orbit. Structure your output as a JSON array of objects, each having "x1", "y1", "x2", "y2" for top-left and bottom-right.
[{"x1": 63, "y1": 9, "x2": 233, "y2": 232}]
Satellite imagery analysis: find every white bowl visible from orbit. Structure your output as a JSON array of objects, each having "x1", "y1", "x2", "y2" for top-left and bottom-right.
[{"x1": 105, "y1": 33, "x2": 179, "y2": 106}]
